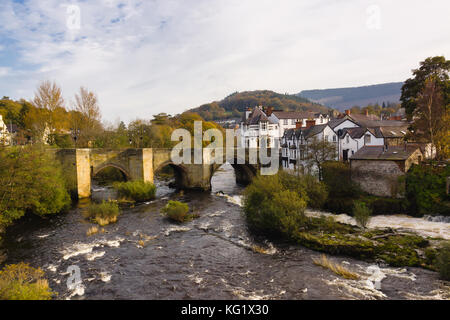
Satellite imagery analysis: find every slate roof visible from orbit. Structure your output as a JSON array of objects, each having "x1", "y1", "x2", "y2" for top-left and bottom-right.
[
  {"x1": 272, "y1": 111, "x2": 318, "y2": 120},
  {"x1": 244, "y1": 107, "x2": 276, "y2": 125},
  {"x1": 342, "y1": 127, "x2": 368, "y2": 139},
  {"x1": 350, "y1": 145, "x2": 422, "y2": 161},
  {"x1": 378, "y1": 126, "x2": 409, "y2": 138}
]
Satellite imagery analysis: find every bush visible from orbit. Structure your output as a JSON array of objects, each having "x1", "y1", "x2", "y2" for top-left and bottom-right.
[
  {"x1": 353, "y1": 201, "x2": 371, "y2": 228},
  {"x1": 113, "y1": 180, "x2": 156, "y2": 202},
  {"x1": 0, "y1": 145, "x2": 71, "y2": 231},
  {"x1": 405, "y1": 164, "x2": 450, "y2": 216},
  {"x1": 162, "y1": 201, "x2": 197, "y2": 223},
  {"x1": 243, "y1": 173, "x2": 307, "y2": 236},
  {"x1": 0, "y1": 263, "x2": 53, "y2": 300},
  {"x1": 322, "y1": 161, "x2": 360, "y2": 198},
  {"x1": 302, "y1": 174, "x2": 328, "y2": 209},
  {"x1": 84, "y1": 201, "x2": 120, "y2": 226},
  {"x1": 436, "y1": 242, "x2": 450, "y2": 280}
]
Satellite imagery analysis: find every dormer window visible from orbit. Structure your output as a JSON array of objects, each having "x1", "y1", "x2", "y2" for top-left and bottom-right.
[{"x1": 261, "y1": 122, "x2": 267, "y2": 130}]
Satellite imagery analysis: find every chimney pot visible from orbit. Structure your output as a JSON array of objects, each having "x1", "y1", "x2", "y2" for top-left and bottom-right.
[
  {"x1": 306, "y1": 119, "x2": 316, "y2": 128},
  {"x1": 345, "y1": 110, "x2": 351, "y2": 116}
]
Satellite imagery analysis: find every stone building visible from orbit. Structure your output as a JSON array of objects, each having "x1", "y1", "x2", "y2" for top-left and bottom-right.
[{"x1": 350, "y1": 145, "x2": 423, "y2": 197}]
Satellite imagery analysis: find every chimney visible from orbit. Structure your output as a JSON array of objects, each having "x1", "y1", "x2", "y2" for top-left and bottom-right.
[
  {"x1": 266, "y1": 106, "x2": 273, "y2": 117},
  {"x1": 306, "y1": 119, "x2": 316, "y2": 128},
  {"x1": 296, "y1": 121, "x2": 303, "y2": 129},
  {"x1": 365, "y1": 109, "x2": 369, "y2": 117},
  {"x1": 245, "y1": 107, "x2": 252, "y2": 120},
  {"x1": 345, "y1": 110, "x2": 351, "y2": 116}
]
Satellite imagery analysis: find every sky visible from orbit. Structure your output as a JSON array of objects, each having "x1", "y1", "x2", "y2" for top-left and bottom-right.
[{"x1": 0, "y1": 0, "x2": 449, "y2": 123}]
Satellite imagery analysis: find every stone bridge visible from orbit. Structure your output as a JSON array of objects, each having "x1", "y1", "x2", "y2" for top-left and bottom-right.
[{"x1": 55, "y1": 148, "x2": 277, "y2": 198}]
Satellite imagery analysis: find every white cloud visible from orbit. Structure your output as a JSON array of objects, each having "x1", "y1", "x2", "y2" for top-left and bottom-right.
[
  {"x1": 0, "y1": 67, "x2": 10, "y2": 77},
  {"x1": 0, "y1": 0, "x2": 449, "y2": 122}
]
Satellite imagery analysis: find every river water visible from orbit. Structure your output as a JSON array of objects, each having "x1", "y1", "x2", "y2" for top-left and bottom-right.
[{"x1": 1, "y1": 164, "x2": 449, "y2": 300}]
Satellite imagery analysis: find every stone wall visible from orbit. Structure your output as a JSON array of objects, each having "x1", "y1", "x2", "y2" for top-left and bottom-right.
[{"x1": 350, "y1": 160, "x2": 405, "y2": 197}]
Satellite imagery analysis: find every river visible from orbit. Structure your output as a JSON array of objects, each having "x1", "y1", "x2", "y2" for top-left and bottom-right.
[{"x1": 1, "y1": 164, "x2": 449, "y2": 300}]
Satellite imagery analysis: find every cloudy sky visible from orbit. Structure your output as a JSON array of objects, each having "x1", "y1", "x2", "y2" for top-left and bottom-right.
[{"x1": 0, "y1": 0, "x2": 449, "y2": 122}]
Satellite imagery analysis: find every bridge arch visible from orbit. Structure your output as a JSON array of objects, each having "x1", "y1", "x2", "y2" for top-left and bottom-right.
[
  {"x1": 92, "y1": 163, "x2": 131, "y2": 180},
  {"x1": 154, "y1": 160, "x2": 189, "y2": 189}
]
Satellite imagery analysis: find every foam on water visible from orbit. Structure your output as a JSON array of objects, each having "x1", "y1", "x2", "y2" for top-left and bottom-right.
[
  {"x1": 61, "y1": 237, "x2": 125, "y2": 260},
  {"x1": 306, "y1": 209, "x2": 450, "y2": 240}
]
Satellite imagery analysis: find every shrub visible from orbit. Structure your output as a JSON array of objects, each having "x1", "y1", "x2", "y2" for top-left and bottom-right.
[
  {"x1": 0, "y1": 263, "x2": 53, "y2": 300},
  {"x1": 84, "y1": 201, "x2": 120, "y2": 226},
  {"x1": 405, "y1": 164, "x2": 450, "y2": 216},
  {"x1": 353, "y1": 201, "x2": 371, "y2": 228},
  {"x1": 162, "y1": 201, "x2": 197, "y2": 223},
  {"x1": 243, "y1": 173, "x2": 307, "y2": 236},
  {"x1": 302, "y1": 174, "x2": 328, "y2": 209},
  {"x1": 113, "y1": 180, "x2": 156, "y2": 202},
  {"x1": 0, "y1": 145, "x2": 71, "y2": 231},
  {"x1": 322, "y1": 161, "x2": 360, "y2": 198},
  {"x1": 436, "y1": 242, "x2": 450, "y2": 280}
]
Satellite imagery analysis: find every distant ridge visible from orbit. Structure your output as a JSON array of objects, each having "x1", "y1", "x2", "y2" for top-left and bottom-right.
[{"x1": 298, "y1": 82, "x2": 403, "y2": 111}]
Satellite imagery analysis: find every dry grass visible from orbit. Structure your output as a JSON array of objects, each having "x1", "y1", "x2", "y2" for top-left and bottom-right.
[
  {"x1": 86, "y1": 226, "x2": 99, "y2": 236},
  {"x1": 95, "y1": 216, "x2": 118, "y2": 226},
  {"x1": 313, "y1": 254, "x2": 360, "y2": 280},
  {"x1": 137, "y1": 240, "x2": 146, "y2": 248},
  {"x1": 251, "y1": 245, "x2": 268, "y2": 254}
]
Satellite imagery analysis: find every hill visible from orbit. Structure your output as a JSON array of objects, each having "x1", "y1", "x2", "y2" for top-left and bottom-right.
[
  {"x1": 298, "y1": 82, "x2": 403, "y2": 111},
  {"x1": 188, "y1": 90, "x2": 330, "y2": 121}
]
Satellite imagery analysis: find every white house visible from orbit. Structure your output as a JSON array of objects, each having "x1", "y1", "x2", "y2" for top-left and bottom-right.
[
  {"x1": 240, "y1": 106, "x2": 279, "y2": 148},
  {"x1": 338, "y1": 127, "x2": 384, "y2": 161},
  {"x1": 240, "y1": 106, "x2": 329, "y2": 149},
  {"x1": 281, "y1": 123, "x2": 338, "y2": 172}
]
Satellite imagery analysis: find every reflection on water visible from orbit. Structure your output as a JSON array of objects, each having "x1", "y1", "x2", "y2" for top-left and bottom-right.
[{"x1": 0, "y1": 164, "x2": 448, "y2": 300}]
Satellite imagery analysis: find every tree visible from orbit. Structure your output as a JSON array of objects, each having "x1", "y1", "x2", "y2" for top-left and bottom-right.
[
  {"x1": 72, "y1": 87, "x2": 103, "y2": 147},
  {"x1": 411, "y1": 76, "x2": 450, "y2": 158},
  {"x1": 401, "y1": 56, "x2": 450, "y2": 118},
  {"x1": 0, "y1": 146, "x2": 71, "y2": 231},
  {"x1": 32, "y1": 81, "x2": 67, "y2": 141},
  {"x1": 304, "y1": 137, "x2": 337, "y2": 180}
]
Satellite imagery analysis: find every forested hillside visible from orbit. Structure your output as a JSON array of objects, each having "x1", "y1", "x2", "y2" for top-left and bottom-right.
[{"x1": 189, "y1": 90, "x2": 330, "y2": 121}]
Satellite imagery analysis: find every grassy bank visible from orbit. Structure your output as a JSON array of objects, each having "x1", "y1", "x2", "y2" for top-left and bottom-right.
[
  {"x1": 83, "y1": 201, "x2": 120, "y2": 226},
  {"x1": 113, "y1": 180, "x2": 156, "y2": 203}
]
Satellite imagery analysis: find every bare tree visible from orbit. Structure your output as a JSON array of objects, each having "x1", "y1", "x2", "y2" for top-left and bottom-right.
[
  {"x1": 72, "y1": 87, "x2": 103, "y2": 146},
  {"x1": 304, "y1": 137, "x2": 337, "y2": 180}
]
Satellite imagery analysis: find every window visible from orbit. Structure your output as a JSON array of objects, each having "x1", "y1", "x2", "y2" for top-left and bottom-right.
[
  {"x1": 332, "y1": 135, "x2": 337, "y2": 142},
  {"x1": 283, "y1": 119, "x2": 288, "y2": 125},
  {"x1": 346, "y1": 135, "x2": 349, "y2": 144},
  {"x1": 324, "y1": 135, "x2": 329, "y2": 142},
  {"x1": 364, "y1": 134, "x2": 371, "y2": 144},
  {"x1": 261, "y1": 122, "x2": 267, "y2": 130},
  {"x1": 291, "y1": 119, "x2": 296, "y2": 125}
]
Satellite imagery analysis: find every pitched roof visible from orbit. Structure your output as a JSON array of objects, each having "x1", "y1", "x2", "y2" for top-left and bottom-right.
[
  {"x1": 302, "y1": 124, "x2": 328, "y2": 138},
  {"x1": 272, "y1": 111, "x2": 317, "y2": 120},
  {"x1": 244, "y1": 107, "x2": 276, "y2": 125},
  {"x1": 377, "y1": 126, "x2": 409, "y2": 138},
  {"x1": 350, "y1": 145, "x2": 422, "y2": 161},
  {"x1": 342, "y1": 127, "x2": 368, "y2": 139}
]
